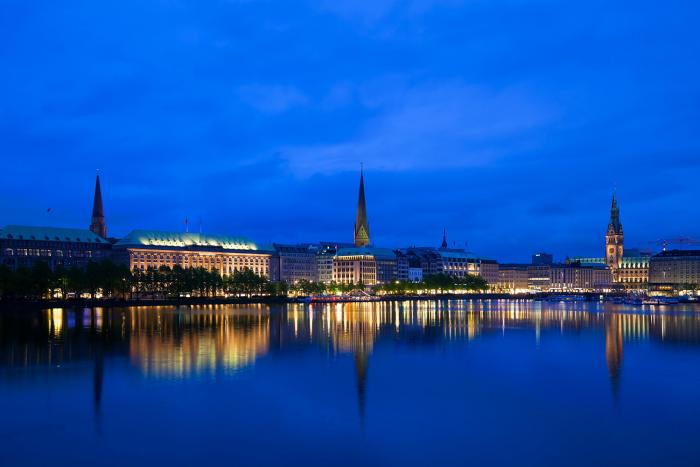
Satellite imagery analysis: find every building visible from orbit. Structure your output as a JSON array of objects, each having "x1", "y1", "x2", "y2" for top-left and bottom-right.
[
  {"x1": 497, "y1": 264, "x2": 530, "y2": 293},
  {"x1": 0, "y1": 225, "x2": 112, "y2": 271},
  {"x1": 404, "y1": 248, "x2": 443, "y2": 277},
  {"x1": 373, "y1": 248, "x2": 400, "y2": 284},
  {"x1": 272, "y1": 243, "x2": 319, "y2": 283},
  {"x1": 532, "y1": 252, "x2": 553, "y2": 265},
  {"x1": 408, "y1": 267, "x2": 423, "y2": 283},
  {"x1": 479, "y1": 259, "x2": 500, "y2": 286},
  {"x1": 549, "y1": 264, "x2": 612, "y2": 292},
  {"x1": 0, "y1": 175, "x2": 112, "y2": 271},
  {"x1": 112, "y1": 230, "x2": 273, "y2": 278},
  {"x1": 354, "y1": 168, "x2": 370, "y2": 248},
  {"x1": 618, "y1": 249, "x2": 650, "y2": 288},
  {"x1": 333, "y1": 248, "x2": 377, "y2": 285},
  {"x1": 648, "y1": 250, "x2": 700, "y2": 292},
  {"x1": 316, "y1": 242, "x2": 353, "y2": 283},
  {"x1": 605, "y1": 193, "x2": 624, "y2": 281},
  {"x1": 395, "y1": 250, "x2": 409, "y2": 282},
  {"x1": 439, "y1": 250, "x2": 480, "y2": 278}
]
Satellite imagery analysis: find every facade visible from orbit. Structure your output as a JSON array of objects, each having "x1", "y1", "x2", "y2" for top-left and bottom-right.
[
  {"x1": 333, "y1": 248, "x2": 377, "y2": 285},
  {"x1": 373, "y1": 248, "x2": 400, "y2": 284},
  {"x1": 618, "y1": 249, "x2": 650, "y2": 287},
  {"x1": 648, "y1": 250, "x2": 700, "y2": 291},
  {"x1": 479, "y1": 259, "x2": 500, "y2": 285},
  {"x1": 272, "y1": 243, "x2": 319, "y2": 283},
  {"x1": 0, "y1": 225, "x2": 112, "y2": 270},
  {"x1": 438, "y1": 250, "x2": 480, "y2": 278},
  {"x1": 405, "y1": 248, "x2": 443, "y2": 277},
  {"x1": 408, "y1": 267, "x2": 423, "y2": 283},
  {"x1": 497, "y1": 264, "x2": 530, "y2": 293},
  {"x1": 528, "y1": 263, "x2": 612, "y2": 292},
  {"x1": 605, "y1": 193, "x2": 624, "y2": 281},
  {"x1": 354, "y1": 168, "x2": 370, "y2": 247},
  {"x1": 395, "y1": 250, "x2": 409, "y2": 282},
  {"x1": 549, "y1": 264, "x2": 612, "y2": 291},
  {"x1": 317, "y1": 242, "x2": 354, "y2": 283},
  {"x1": 112, "y1": 230, "x2": 273, "y2": 278}
]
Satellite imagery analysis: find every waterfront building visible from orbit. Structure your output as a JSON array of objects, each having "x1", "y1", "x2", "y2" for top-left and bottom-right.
[
  {"x1": 527, "y1": 263, "x2": 612, "y2": 292},
  {"x1": 439, "y1": 250, "x2": 480, "y2": 278},
  {"x1": 528, "y1": 264, "x2": 552, "y2": 291},
  {"x1": 272, "y1": 243, "x2": 319, "y2": 283},
  {"x1": 605, "y1": 193, "x2": 624, "y2": 281},
  {"x1": 549, "y1": 264, "x2": 612, "y2": 292},
  {"x1": 373, "y1": 248, "x2": 400, "y2": 284},
  {"x1": 0, "y1": 174, "x2": 114, "y2": 271},
  {"x1": 408, "y1": 267, "x2": 423, "y2": 283},
  {"x1": 571, "y1": 249, "x2": 649, "y2": 289},
  {"x1": 112, "y1": 230, "x2": 273, "y2": 277},
  {"x1": 0, "y1": 225, "x2": 112, "y2": 271},
  {"x1": 479, "y1": 259, "x2": 500, "y2": 285},
  {"x1": 532, "y1": 252, "x2": 553, "y2": 265},
  {"x1": 648, "y1": 250, "x2": 700, "y2": 292},
  {"x1": 317, "y1": 242, "x2": 354, "y2": 283},
  {"x1": 354, "y1": 168, "x2": 370, "y2": 248},
  {"x1": 497, "y1": 264, "x2": 530, "y2": 293},
  {"x1": 405, "y1": 248, "x2": 443, "y2": 277},
  {"x1": 618, "y1": 249, "x2": 650, "y2": 288},
  {"x1": 395, "y1": 250, "x2": 409, "y2": 282},
  {"x1": 333, "y1": 248, "x2": 377, "y2": 285}
]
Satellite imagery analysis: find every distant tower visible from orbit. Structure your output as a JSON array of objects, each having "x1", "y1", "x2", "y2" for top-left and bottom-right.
[
  {"x1": 605, "y1": 192, "x2": 623, "y2": 281},
  {"x1": 354, "y1": 167, "x2": 370, "y2": 247},
  {"x1": 90, "y1": 173, "x2": 107, "y2": 238},
  {"x1": 440, "y1": 228, "x2": 448, "y2": 250}
]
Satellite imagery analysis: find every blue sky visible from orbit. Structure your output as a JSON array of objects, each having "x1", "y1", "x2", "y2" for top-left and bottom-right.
[{"x1": 1, "y1": 0, "x2": 699, "y2": 261}]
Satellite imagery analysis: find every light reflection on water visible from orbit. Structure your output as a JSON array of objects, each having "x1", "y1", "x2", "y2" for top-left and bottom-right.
[{"x1": 1, "y1": 300, "x2": 700, "y2": 466}]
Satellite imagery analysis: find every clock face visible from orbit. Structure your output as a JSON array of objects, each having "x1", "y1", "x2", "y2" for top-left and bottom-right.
[{"x1": 609, "y1": 247, "x2": 615, "y2": 254}]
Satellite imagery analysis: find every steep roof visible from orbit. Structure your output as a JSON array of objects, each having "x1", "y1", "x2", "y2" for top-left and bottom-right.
[{"x1": 0, "y1": 225, "x2": 108, "y2": 244}]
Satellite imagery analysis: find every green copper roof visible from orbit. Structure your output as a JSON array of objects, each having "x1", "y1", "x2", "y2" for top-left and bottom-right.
[
  {"x1": 336, "y1": 247, "x2": 396, "y2": 258},
  {"x1": 0, "y1": 225, "x2": 108, "y2": 244},
  {"x1": 114, "y1": 230, "x2": 257, "y2": 251}
]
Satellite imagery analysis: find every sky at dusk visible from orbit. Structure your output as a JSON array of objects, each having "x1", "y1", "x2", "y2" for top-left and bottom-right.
[{"x1": 1, "y1": 0, "x2": 699, "y2": 262}]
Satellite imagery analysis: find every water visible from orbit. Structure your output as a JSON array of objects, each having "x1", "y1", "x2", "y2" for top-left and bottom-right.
[{"x1": 1, "y1": 300, "x2": 700, "y2": 466}]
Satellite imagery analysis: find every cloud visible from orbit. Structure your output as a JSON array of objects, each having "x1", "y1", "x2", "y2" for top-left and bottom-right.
[
  {"x1": 282, "y1": 80, "x2": 556, "y2": 174},
  {"x1": 236, "y1": 84, "x2": 308, "y2": 114}
]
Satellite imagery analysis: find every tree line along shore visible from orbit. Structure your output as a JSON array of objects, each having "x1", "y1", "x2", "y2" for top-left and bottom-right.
[{"x1": 0, "y1": 259, "x2": 489, "y2": 302}]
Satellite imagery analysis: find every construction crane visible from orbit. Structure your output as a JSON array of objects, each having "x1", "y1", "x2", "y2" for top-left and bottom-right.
[{"x1": 643, "y1": 237, "x2": 700, "y2": 252}]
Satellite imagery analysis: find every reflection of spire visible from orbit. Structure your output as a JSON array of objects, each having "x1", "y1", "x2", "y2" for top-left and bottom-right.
[
  {"x1": 354, "y1": 350, "x2": 369, "y2": 425},
  {"x1": 605, "y1": 314, "x2": 623, "y2": 402},
  {"x1": 93, "y1": 349, "x2": 104, "y2": 433}
]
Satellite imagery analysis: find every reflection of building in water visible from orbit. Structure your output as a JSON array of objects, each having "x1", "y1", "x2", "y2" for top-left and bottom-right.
[
  {"x1": 128, "y1": 306, "x2": 270, "y2": 378},
  {"x1": 605, "y1": 314, "x2": 624, "y2": 398}
]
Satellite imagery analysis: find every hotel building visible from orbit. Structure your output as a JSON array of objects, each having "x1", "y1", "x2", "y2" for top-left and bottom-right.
[{"x1": 112, "y1": 230, "x2": 273, "y2": 278}]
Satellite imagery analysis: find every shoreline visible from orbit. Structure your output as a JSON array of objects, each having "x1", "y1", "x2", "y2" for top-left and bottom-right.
[{"x1": 0, "y1": 292, "x2": 645, "y2": 311}]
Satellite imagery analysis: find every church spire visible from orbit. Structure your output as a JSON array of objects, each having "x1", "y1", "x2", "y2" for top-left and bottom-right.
[
  {"x1": 90, "y1": 172, "x2": 107, "y2": 238},
  {"x1": 440, "y1": 227, "x2": 448, "y2": 249},
  {"x1": 354, "y1": 166, "x2": 370, "y2": 247},
  {"x1": 608, "y1": 192, "x2": 622, "y2": 234}
]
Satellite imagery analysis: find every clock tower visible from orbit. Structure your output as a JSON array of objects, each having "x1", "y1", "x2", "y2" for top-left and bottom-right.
[{"x1": 605, "y1": 193, "x2": 624, "y2": 281}]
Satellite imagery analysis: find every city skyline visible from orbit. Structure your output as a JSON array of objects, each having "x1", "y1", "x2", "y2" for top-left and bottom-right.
[{"x1": 2, "y1": 1, "x2": 700, "y2": 262}]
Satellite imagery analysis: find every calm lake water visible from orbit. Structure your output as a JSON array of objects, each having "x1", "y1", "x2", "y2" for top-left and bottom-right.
[{"x1": 1, "y1": 300, "x2": 700, "y2": 466}]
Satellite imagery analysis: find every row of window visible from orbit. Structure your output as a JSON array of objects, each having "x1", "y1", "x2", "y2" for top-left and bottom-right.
[{"x1": 3, "y1": 248, "x2": 96, "y2": 258}]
